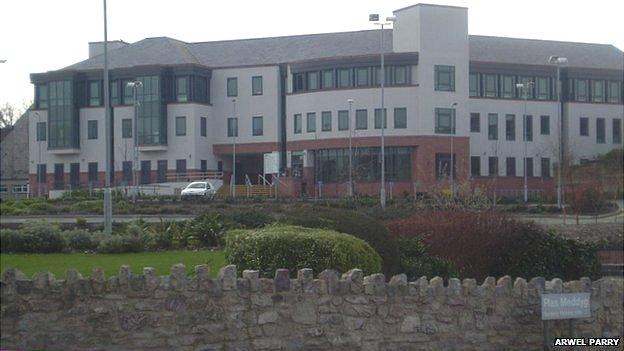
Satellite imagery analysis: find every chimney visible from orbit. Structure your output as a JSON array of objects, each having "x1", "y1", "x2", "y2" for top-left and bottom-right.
[{"x1": 88, "y1": 40, "x2": 130, "y2": 58}]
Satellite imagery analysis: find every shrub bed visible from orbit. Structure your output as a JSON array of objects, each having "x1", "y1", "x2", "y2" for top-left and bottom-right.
[{"x1": 224, "y1": 224, "x2": 382, "y2": 277}]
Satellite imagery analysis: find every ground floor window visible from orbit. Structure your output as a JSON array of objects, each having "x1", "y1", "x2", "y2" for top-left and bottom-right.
[
  {"x1": 314, "y1": 147, "x2": 411, "y2": 183},
  {"x1": 435, "y1": 153, "x2": 455, "y2": 179}
]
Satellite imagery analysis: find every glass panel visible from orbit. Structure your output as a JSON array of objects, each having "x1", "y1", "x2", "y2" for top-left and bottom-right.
[
  {"x1": 394, "y1": 66, "x2": 407, "y2": 85},
  {"x1": 252, "y1": 116, "x2": 263, "y2": 136},
  {"x1": 505, "y1": 114, "x2": 515, "y2": 141},
  {"x1": 176, "y1": 76, "x2": 188, "y2": 102},
  {"x1": 592, "y1": 80, "x2": 604, "y2": 102},
  {"x1": 469, "y1": 73, "x2": 480, "y2": 97},
  {"x1": 374, "y1": 108, "x2": 387, "y2": 129},
  {"x1": 501, "y1": 75, "x2": 515, "y2": 98},
  {"x1": 355, "y1": 109, "x2": 367, "y2": 130},
  {"x1": 294, "y1": 114, "x2": 302, "y2": 134},
  {"x1": 536, "y1": 77, "x2": 550, "y2": 100},
  {"x1": 435, "y1": 65, "x2": 455, "y2": 91},
  {"x1": 338, "y1": 110, "x2": 349, "y2": 131},
  {"x1": 540, "y1": 115, "x2": 550, "y2": 135},
  {"x1": 524, "y1": 115, "x2": 533, "y2": 141},
  {"x1": 483, "y1": 74, "x2": 498, "y2": 97},
  {"x1": 89, "y1": 80, "x2": 101, "y2": 106},
  {"x1": 608, "y1": 81, "x2": 621, "y2": 103},
  {"x1": 252, "y1": 76, "x2": 263, "y2": 95},
  {"x1": 394, "y1": 108, "x2": 407, "y2": 129},
  {"x1": 596, "y1": 118, "x2": 605, "y2": 143},
  {"x1": 470, "y1": 113, "x2": 480, "y2": 132},
  {"x1": 488, "y1": 113, "x2": 498, "y2": 140},
  {"x1": 321, "y1": 70, "x2": 334, "y2": 89},
  {"x1": 176, "y1": 116, "x2": 186, "y2": 136},
  {"x1": 227, "y1": 77, "x2": 238, "y2": 97},
  {"x1": 337, "y1": 69, "x2": 351, "y2": 88},
  {"x1": 355, "y1": 68, "x2": 369, "y2": 87},
  {"x1": 435, "y1": 108, "x2": 454, "y2": 134},
  {"x1": 306, "y1": 112, "x2": 316, "y2": 132},
  {"x1": 321, "y1": 111, "x2": 332, "y2": 131}
]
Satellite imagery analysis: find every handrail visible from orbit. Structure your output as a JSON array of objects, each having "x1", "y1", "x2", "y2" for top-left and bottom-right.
[
  {"x1": 258, "y1": 174, "x2": 271, "y2": 186},
  {"x1": 244, "y1": 174, "x2": 252, "y2": 186}
]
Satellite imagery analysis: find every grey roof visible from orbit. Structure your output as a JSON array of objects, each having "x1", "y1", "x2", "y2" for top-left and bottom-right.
[{"x1": 61, "y1": 30, "x2": 623, "y2": 72}]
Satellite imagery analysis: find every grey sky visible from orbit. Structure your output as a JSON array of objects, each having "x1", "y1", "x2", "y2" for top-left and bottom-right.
[{"x1": 1, "y1": 0, "x2": 623, "y2": 111}]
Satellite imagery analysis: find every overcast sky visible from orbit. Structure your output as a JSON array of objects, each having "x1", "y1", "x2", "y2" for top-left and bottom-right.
[{"x1": 1, "y1": 0, "x2": 623, "y2": 112}]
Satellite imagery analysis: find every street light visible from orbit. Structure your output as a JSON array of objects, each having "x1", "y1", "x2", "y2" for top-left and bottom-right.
[
  {"x1": 516, "y1": 81, "x2": 534, "y2": 203},
  {"x1": 102, "y1": 0, "x2": 112, "y2": 234},
  {"x1": 548, "y1": 55, "x2": 568, "y2": 209},
  {"x1": 347, "y1": 98, "x2": 354, "y2": 197},
  {"x1": 230, "y1": 98, "x2": 237, "y2": 197},
  {"x1": 370, "y1": 14, "x2": 395, "y2": 209},
  {"x1": 34, "y1": 111, "x2": 42, "y2": 197},
  {"x1": 126, "y1": 80, "x2": 142, "y2": 203},
  {"x1": 450, "y1": 102, "x2": 457, "y2": 199}
]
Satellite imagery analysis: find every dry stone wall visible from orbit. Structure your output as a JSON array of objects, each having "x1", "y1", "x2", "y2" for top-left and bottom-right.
[{"x1": 1, "y1": 264, "x2": 622, "y2": 350}]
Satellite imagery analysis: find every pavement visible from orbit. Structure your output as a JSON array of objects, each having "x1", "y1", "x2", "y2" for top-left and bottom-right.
[{"x1": 514, "y1": 200, "x2": 624, "y2": 225}]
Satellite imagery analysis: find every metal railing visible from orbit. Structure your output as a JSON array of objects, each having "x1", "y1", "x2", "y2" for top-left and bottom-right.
[{"x1": 165, "y1": 170, "x2": 224, "y2": 183}]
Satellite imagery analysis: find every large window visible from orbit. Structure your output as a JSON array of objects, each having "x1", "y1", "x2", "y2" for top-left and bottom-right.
[
  {"x1": 88, "y1": 80, "x2": 101, "y2": 106},
  {"x1": 193, "y1": 76, "x2": 209, "y2": 103},
  {"x1": 294, "y1": 65, "x2": 409, "y2": 92},
  {"x1": 355, "y1": 68, "x2": 369, "y2": 87},
  {"x1": 525, "y1": 157, "x2": 534, "y2": 177},
  {"x1": 355, "y1": 109, "x2": 367, "y2": 130},
  {"x1": 613, "y1": 119, "x2": 622, "y2": 144},
  {"x1": 471, "y1": 156, "x2": 481, "y2": 177},
  {"x1": 523, "y1": 115, "x2": 533, "y2": 142},
  {"x1": 435, "y1": 153, "x2": 455, "y2": 179},
  {"x1": 122, "y1": 118, "x2": 132, "y2": 138},
  {"x1": 541, "y1": 158, "x2": 551, "y2": 178},
  {"x1": 157, "y1": 160, "x2": 167, "y2": 183},
  {"x1": 469, "y1": 73, "x2": 480, "y2": 97},
  {"x1": 36, "y1": 84, "x2": 48, "y2": 109},
  {"x1": 314, "y1": 147, "x2": 411, "y2": 183},
  {"x1": 536, "y1": 77, "x2": 550, "y2": 100},
  {"x1": 175, "y1": 116, "x2": 186, "y2": 136},
  {"x1": 88, "y1": 162, "x2": 98, "y2": 185},
  {"x1": 374, "y1": 108, "x2": 387, "y2": 129},
  {"x1": 501, "y1": 75, "x2": 515, "y2": 98},
  {"x1": 306, "y1": 71, "x2": 318, "y2": 90},
  {"x1": 294, "y1": 114, "x2": 302, "y2": 134},
  {"x1": 596, "y1": 118, "x2": 605, "y2": 144},
  {"x1": 200, "y1": 117, "x2": 207, "y2": 137},
  {"x1": 435, "y1": 108, "x2": 454, "y2": 134},
  {"x1": 394, "y1": 108, "x2": 407, "y2": 129},
  {"x1": 36, "y1": 122, "x2": 47, "y2": 141},
  {"x1": 470, "y1": 113, "x2": 480, "y2": 133},
  {"x1": 227, "y1": 117, "x2": 238, "y2": 137},
  {"x1": 37, "y1": 164, "x2": 46, "y2": 183},
  {"x1": 591, "y1": 80, "x2": 604, "y2": 102},
  {"x1": 321, "y1": 70, "x2": 334, "y2": 89},
  {"x1": 608, "y1": 81, "x2": 622, "y2": 103},
  {"x1": 505, "y1": 114, "x2": 515, "y2": 141},
  {"x1": 483, "y1": 74, "x2": 498, "y2": 97},
  {"x1": 48, "y1": 80, "x2": 77, "y2": 148},
  {"x1": 394, "y1": 66, "x2": 408, "y2": 85},
  {"x1": 506, "y1": 157, "x2": 516, "y2": 176},
  {"x1": 54, "y1": 163, "x2": 64, "y2": 190},
  {"x1": 518, "y1": 76, "x2": 534, "y2": 99},
  {"x1": 580, "y1": 117, "x2": 589, "y2": 136},
  {"x1": 110, "y1": 80, "x2": 120, "y2": 105},
  {"x1": 176, "y1": 159, "x2": 187, "y2": 175},
  {"x1": 488, "y1": 157, "x2": 498, "y2": 176},
  {"x1": 176, "y1": 76, "x2": 188, "y2": 102},
  {"x1": 227, "y1": 77, "x2": 238, "y2": 97},
  {"x1": 338, "y1": 110, "x2": 349, "y2": 131},
  {"x1": 87, "y1": 120, "x2": 98, "y2": 140},
  {"x1": 137, "y1": 76, "x2": 165, "y2": 145},
  {"x1": 252, "y1": 116, "x2": 263, "y2": 136},
  {"x1": 337, "y1": 69, "x2": 351, "y2": 88},
  {"x1": 122, "y1": 161, "x2": 132, "y2": 183},
  {"x1": 321, "y1": 111, "x2": 332, "y2": 132},
  {"x1": 488, "y1": 113, "x2": 498, "y2": 140},
  {"x1": 575, "y1": 79, "x2": 588, "y2": 102},
  {"x1": 122, "y1": 79, "x2": 134, "y2": 105},
  {"x1": 252, "y1": 76, "x2": 263, "y2": 95},
  {"x1": 69, "y1": 163, "x2": 79, "y2": 189},
  {"x1": 540, "y1": 115, "x2": 550, "y2": 135},
  {"x1": 306, "y1": 112, "x2": 316, "y2": 133},
  {"x1": 435, "y1": 65, "x2": 455, "y2": 91}
]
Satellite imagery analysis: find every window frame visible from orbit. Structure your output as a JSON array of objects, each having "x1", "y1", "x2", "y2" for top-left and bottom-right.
[
  {"x1": 87, "y1": 120, "x2": 98, "y2": 140},
  {"x1": 252, "y1": 116, "x2": 263, "y2": 136},
  {"x1": 501, "y1": 75, "x2": 516, "y2": 99},
  {"x1": 470, "y1": 113, "x2": 480, "y2": 133},
  {"x1": 505, "y1": 114, "x2": 516, "y2": 141},
  {"x1": 435, "y1": 108, "x2": 455, "y2": 134},
  {"x1": 175, "y1": 76, "x2": 189, "y2": 102},
  {"x1": 483, "y1": 74, "x2": 498, "y2": 98},
  {"x1": 469, "y1": 73, "x2": 481, "y2": 97},
  {"x1": 88, "y1": 80, "x2": 101, "y2": 107},
  {"x1": 294, "y1": 114, "x2": 302, "y2": 134},
  {"x1": 394, "y1": 108, "x2": 407, "y2": 129},
  {"x1": 226, "y1": 77, "x2": 238, "y2": 97},
  {"x1": 580, "y1": 117, "x2": 589, "y2": 136},
  {"x1": 613, "y1": 119, "x2": 622, "y2": 144},
  {"x1": 355, "y1": 109, "x2": 368, "y2": 130},
  {"x1": 200, "y1": 117, "x2": 207, "y2": 137},
  {"x1": 523, "y1": 115, "x2": 533, "y2": 142},
  {"x1": 596, "y1": 118, "x2": 605, "y2": 144},
  {"x1": 306, "y1": 112, "x2": 316, "y2": 133},
  {"x1": 321, "y1": 111, "x2": 332, "y2": 132},
  {"x1": 122, "y1": 118, "x2": 132, "y2": 138},
  {"x1": 488, "y1": 113, "x2": 498, "y2": 140},
  {"x1": 252, "y1": 76, "x2": 263, "y2": 95},
  {"x1": 227, "y1": 117, "x2": 238, "y2": 137},
  {"x1": 506, "y1": 157, "x2": 516, "y2": 177},
  {"x1": 470, "y1": 156, "x2": 481, "y2": 177},
  {"x1": 374, "y1": 108, "x2": 387, "y2": 130},
  {"x1": 175, "y1": 116, "x2": 187, "y2": 136},
  {"x1": 338, "y1": 110, "x2": 349, "y2": 131},
  {"x1": 36, "y1": 122, "x2": 47, "y2": 141},
  {"x1": 434, "y1": 65, "x2": 455, "y2": 92},
  {"x1": 540, "y1": 115, "x2": 550, "y2": 135}
]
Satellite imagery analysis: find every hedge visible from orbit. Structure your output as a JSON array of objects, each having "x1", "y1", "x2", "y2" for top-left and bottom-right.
[{"x1": 224, "y1": 224, "x2": 382, "y2": 277}]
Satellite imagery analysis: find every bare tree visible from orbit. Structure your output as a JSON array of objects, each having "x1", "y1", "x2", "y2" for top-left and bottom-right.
[{"x1": 0, "y1": 101, "x2": 32, "y2": 128}]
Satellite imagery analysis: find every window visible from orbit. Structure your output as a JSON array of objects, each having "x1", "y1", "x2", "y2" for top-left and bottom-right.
[
  {"x1": 252, "y1": 76, "x2": 263, "y2": 95},
  {"x1": 122, "y1": 118, "x2": 132, "y2": 138},
  {"x1": 613, "y1": 119, "x2": 622, "y2": 144},
  {"x1": 608, "y1": 81, "x2": 622, "y2": 103},
  {"x1": 36, "y1": 84, "x2": 48, "y2": 109},
  {"x1": 591, "y1": 80, "x2": 604, "y2": 102},
  {"x1": 488, "y1": 157, "x2": 498, "y2": 176},
  {"x1": 536, "y1": 77, "x2": 550, "y2": 100},
  {"x1": 140, "y1": 160, "x2": 151, "y2": 184},
  {"x1": 338, "y1": 110, "x2": 349, "y2": 131},
  {"x1": 227, "y1": 77, "x2": 238, "y2": 97},
  {"x1": 194, "y1": 76, "x2": 209, "y2": 103},
  {"x1": 176, "y1": 159, "x2": 187, "y2": 175},
  {"x1": 88, "y1": 80, "x2": 101, "y2": 106},
  {"x1": 48, "y1": 80, "x2": 76, "y2": 148},
  {"x1": 0, "y1": 185, "x2": 6, "y2": 193},
  {"x1": 136, "y1": 76, "x2": 164, "y2": 145},
  {"x1": 37, "y1": 164, "x2": 47, "y2": 183},
  {"x1": 306, "y1": 72, "x2": 318, "y2": 90},
  {"x1": 435, "y1": 65, "x2": 455, "y2": 91},
  {"x1": 293, "y1": 73, "x2": 305, "y2": 92},
  {"x1": 470, "y1": 113, "x2": 480, "y2": 132},
  {"x1": 87, "y1": 120, "x2": 98, "y2": 140},
  {"x1": 88, "y1": 162, "x2": 98, "y2": 184},
  {"x1": 12, "y1": 185, "x2": 28, "y2": 193},
  {"x1": 540, "y1": 115, "x2": 550, "y2": 135},
  {"x1": 110, "y1": 80, "x2": 120, "y2": 105},
  {"x1": 469, "y1": 73, "x2": 480, "y2": 97},
  {"x1": 505, "y1": 114, "x2": 515, "y2": 141},
  {"x1": 435, "y1": 153, "x2": 455, "y2": 179},
  {"x1": 201, "y1": 160, "x2": 207, "y2": 172},
  {"x1": 471, "y1": 156, "x2": 481, "y2": 177},
  {"x1": 541, "y1": 158, "x2": 551, "y2": 178},
  {"x1": 294, "y1": 114, "x2": 302, "y2": 134},
  {"x1": 435, "y1": 108, "x2": 454, "y2": 134},
  {"x1": 596, "y1": 118, "x2": 605, "y2": 143},
  {"x1": 321, "y1": 70, "x2": 334, "y2": 89},
  {"x1": 200, "y1": 117, "x2": 207, "y2": 137},
  {"x1": 356, "y1": 109, "x2": 367, "y2": 130},
  {"x1": 54, "y1": 163, "x2": 64, "y2": 190},
  {"x1": 175, "y1": 76, "x2": 188, "y2": 102},
  {"x1": 122, "y1": 161, "x2": 132, "y2": 182},
  {"x1": 394, "y1": 108, "x2": 407, "y2": 129},
  {"x1": 337, "y1": 69, "x2": 351, "y2": 88},
  {"x1": 36, "y1": 122, "x2": 47, "y2": 141},
  {"x1": 356, "y1": 68, "x2": 369, "y2": 87},
  {"x1": 157, "y1": 160, "x2": 168, "y2": 183},
  {"x1": 575, "y1": 79, "x2": 588, "y2": 102},
  {"x1": 501, "y1": 75, "x2": 515, "y2": 98},
  {"x1": 374, "y1": 108, "x2": 387, "y2": 129},
  {"x1": 488, "y1": 113, "x2": 498, "y2": 140},
  {"x1": 483, "y1": 74, "x2": 498, "y2": 97},
  {"x1": 175, "y1": 116, "x2": 186, "y2": 136},
  {"x1": 523, "y1": 115, "x2": 533, "y2": 142},
  {"x1": 315, "y1": 147, "x2": 411, "y2": 182},
  {"x1": 394, "y1": 66, "x2": 408, "y2": 85},
  {"x1": 217, "y1": 161, "x2": 223, "y2": 172},
  {"x1": 506, "y1": 157, "x2": 516, "y2": 176},
  {"x1": 252, "y1": 116, "x2": 263, "y2": 136},
  {"x1": 580, "y1": 117, "x2": 589, "y2": 136},
  {"x1": 525, "y1": 157, "x2": 534, "y2": 177},
  {"x1": 227, "y1": 117, "x2": 238, "y2": 137},
  {"x1": 321, "y1": 111, "x2": 332, "y2": 132},
  {"x1": 306, "y1": 112, "x2": 316, "y2": 133},
  {"x1": 518, "y1": 77, "x2": 534, "y2": 99},
  {"x1": 122, "y1": 79, "x2": 134, "y2": 105}
]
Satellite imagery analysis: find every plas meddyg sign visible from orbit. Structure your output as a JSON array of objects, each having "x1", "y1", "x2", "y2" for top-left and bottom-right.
[{"x1": 541, "y1": 293, "x2": 591, "y2": 320}]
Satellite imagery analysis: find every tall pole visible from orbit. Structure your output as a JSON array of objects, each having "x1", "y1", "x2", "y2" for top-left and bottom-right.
[
  {"x1": 348, "y1": 99, "x2": 354, "y2": 197},
  {"x1": 450, "y1": 104, "x2": 456, "y2": 199},
  {"x1": 523, "y1": 85, "x2": 529, "y2": 203},
  {"x1": 131, "y1": 82, "x2": 141, "y2": 203},
  {"x1": 379, "y1": 23, "x2": 386, "y2": 209},
  {"x1": 231, "y1": 99, "x2": 237, "y2": 197},
  {"x1": 556, "y1": 64, "x2": 563, "y2": 209},
  {"x1": 102, "y1": 0, "x2": 112, "y2": 234}
]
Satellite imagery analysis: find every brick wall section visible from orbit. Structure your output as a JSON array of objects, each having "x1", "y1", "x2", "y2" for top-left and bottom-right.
[{"x1": 1, "y1": 266, "x2": 622, "y2": 350}]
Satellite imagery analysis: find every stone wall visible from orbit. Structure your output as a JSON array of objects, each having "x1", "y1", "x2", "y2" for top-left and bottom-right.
[{"x1": 1, "y1": 265, "x2": 622, "y2": 350}]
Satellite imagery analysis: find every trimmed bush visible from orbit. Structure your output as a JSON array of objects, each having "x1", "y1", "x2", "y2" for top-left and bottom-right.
[
  {"x1": 98, "y1": 234, "x2": 143, "y2": 254},
  {"x1": 281, "y1": 206, "x2": 400, "y2": 276},
  {"x1": 63, "y1": 229, "x2": 103, "y2": 252},
  {"x1": 227, "y1": 210, "x2": 274, "y2": 229},
  {"x1": 224, "y1": 224, "x2": 382, "y2": 277},
  {"x1": 0, "y1": 221, "x2": 65, "y2": 253},
  {"x1": 394, "y1": 236, "x2": 458, "y2": 280}
]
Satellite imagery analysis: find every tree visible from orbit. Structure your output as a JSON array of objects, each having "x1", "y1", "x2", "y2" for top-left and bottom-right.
[{"x1": 0, "y1": 101, "x2": 31, "y2": 128}]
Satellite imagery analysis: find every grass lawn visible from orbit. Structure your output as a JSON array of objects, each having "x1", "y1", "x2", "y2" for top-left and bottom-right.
[{"x1": 0, "y1": 250, "x2": 226, "y2": 278}]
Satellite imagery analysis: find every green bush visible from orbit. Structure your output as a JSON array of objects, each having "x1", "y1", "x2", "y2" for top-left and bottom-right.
[
  {"x1": 282, "y1": 206, "x2": 400, "y2": 276},
  {"x1": 98, "y1": 234, "x2": 143, "y2": 254},
  {"x1": 225, "y1": 224, "x2": 382, "y2": 277},
  {"x1": 394, "y1": 236, "x2": 458, "y2": 280},
  {"x1": 228, "y1": 210, "x2": 274, "y2": 229},
  {"x1": 63, "y1": 229, "x2": 102, "y2": 252},
  {"x1": 0, "y1": 221, "x2": 65, "y2": 253},
  {"x1": 186, "y1": 214, "x2": 225, "y2": 247}
]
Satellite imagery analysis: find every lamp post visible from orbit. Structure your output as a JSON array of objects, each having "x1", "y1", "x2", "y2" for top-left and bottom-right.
[
  {"x1": 450, "y1": 102, "x2": 457, "y2": 199},
  {"x1": 347, "y1": 98, "x2": 354, "y2": 197},
  {"x1": 516, "y1": 81, "x2": 534, "y2": 203},
  {"x1": 126, "y1": 80, "x2": 142, "y2": 203},
  {"x1": 230, "y1": 98, "x2": 237, "y2": 197},
  {"x1": 548, "y1": 55, "x2": 568, "y2": 209},
  {"x1": 102, "y1": 0, "x2": 112, "y2": 234},
  {"x1": 34, "y1": 111, "x2": 42, "y2": 197},
  {"x1": 370, "y1": 13, "x2": 395, "y2": 209}
]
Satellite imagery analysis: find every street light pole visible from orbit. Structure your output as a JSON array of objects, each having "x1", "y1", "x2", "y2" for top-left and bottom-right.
[
  {"x1": 102, "y1": 0, "x2": 112, "y2": 234},
  {"x1": 231, "y1": 99, "x2": 237, "y2": 198},
  {"x1": 548, "y1": 55, "x2": 568, "y2": 209},
  {"x1": 348, "y1": 98, "x2": 354, "y2": 197},
  {"x1": 127, "y1": 80, "x2": 142, "y2": 204},
  {"x1": 516, "y1": 82, "x2": 533, "y2": 203},
  {"x1": 450, "y1": 102, "x2": 457, "y2": 199}
]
